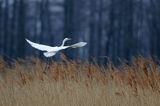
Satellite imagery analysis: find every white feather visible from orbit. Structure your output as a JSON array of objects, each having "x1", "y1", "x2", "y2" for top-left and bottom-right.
[
  {"x1": 70, "y1": 42, "x2": 87, "y2": 48},
  {"x1": 26, "y1": 39, "x2": 54, "y2": 52},
  {"x1": 43, "y1": 52, "x2": 57, "y2": 57}
]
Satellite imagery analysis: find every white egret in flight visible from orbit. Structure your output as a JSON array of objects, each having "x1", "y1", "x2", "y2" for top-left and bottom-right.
[{"x1": 25, "y1": 38, "x2": 87, "y2": 57}]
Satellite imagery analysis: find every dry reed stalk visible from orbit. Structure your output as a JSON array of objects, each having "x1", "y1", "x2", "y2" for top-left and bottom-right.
[{"x1": 0, "y1": 57, "x2": 159, "y2": 106}]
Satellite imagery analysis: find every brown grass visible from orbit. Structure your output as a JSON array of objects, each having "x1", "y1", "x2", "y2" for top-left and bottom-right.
[{"x1": 0, "y1": 57, "x2": 160, "y2": 106}]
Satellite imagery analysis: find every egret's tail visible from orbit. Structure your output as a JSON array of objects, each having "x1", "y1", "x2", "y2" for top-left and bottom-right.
[
  {"x1": 70, "y1": 42, "x2": 87, "y2": 48},
  {"x1": 43, "y1": 52, "x2": 57, "y2": 57}
]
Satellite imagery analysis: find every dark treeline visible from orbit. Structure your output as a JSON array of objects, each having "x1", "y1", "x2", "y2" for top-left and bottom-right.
[{"x1": 0, "y1": 0, "x2": 160, "y2": 63}]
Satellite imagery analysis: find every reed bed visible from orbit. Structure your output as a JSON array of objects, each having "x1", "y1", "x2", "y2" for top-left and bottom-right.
[{"x1": 0, "y1": 57, "x2": 160, "y2": 106}]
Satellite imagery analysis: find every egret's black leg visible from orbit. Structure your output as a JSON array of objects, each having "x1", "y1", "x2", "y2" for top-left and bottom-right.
[
  {"x1": 43, "y1": 58, "x2": 50, "y2": 74},
  {"x1": 47, "y1": 58, "x2": 51, "y2": 70}
]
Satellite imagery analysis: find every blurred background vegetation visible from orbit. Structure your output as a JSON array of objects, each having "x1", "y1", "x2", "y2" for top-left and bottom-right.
[{"x1": 0, "y1": 0, "x2": 160, "y2": 63}]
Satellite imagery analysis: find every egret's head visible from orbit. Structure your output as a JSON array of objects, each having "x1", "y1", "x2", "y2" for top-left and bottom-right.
[{"x1": 64, "y1": 38, "x2": 72, "y2": 41}]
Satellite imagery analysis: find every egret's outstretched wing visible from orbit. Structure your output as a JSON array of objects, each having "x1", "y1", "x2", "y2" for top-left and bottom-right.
[
  {"x1": 26, "y1": 39, "x2": 53, "y2": 52},
  {"x1": 70, "y1": 42, "x2": 87, "y2": 48}
]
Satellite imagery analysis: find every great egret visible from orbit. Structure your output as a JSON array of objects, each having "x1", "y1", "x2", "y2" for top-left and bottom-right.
[{"x1": 25, "y1": 38, "x2": 87, "y2": 57}]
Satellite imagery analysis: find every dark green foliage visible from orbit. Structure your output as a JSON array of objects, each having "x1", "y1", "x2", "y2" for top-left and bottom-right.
[{"x1": 0, "y1": 0, "x2": 160, "y2": 63}]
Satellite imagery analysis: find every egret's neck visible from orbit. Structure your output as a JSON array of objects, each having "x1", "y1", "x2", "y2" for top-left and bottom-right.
[{"x1": 61, "y1": 39, "x2": 67, "y2": 47}]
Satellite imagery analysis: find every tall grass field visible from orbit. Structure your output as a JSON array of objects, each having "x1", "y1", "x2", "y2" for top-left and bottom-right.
[{"x1": 0, "y1": 57, "x2": 160, "y2": 106}]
